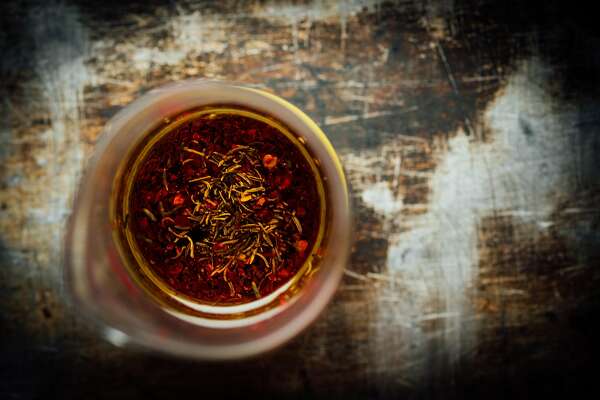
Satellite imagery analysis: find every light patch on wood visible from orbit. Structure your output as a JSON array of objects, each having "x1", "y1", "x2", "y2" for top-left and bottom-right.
[
  {"x1": 361, "y1": 181, "x2": 403, "y2": 215},
  {"x1": 343, "y1": 58, "x2": 576, "y2": 382},
  {"x1": 0, "y1": 4, "x2": 92, "y2": 273}
]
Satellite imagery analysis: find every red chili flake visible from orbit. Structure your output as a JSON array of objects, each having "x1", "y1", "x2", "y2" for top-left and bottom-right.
[
  {"x1": 279, "y1": 176, "x2": 292, "y2": 189},
  {"x1": 295, "y1": 240, "x2": 308, "y2": 253},
  {"x1": 138, "y1": 217, "x2": 149, "y2": 229},
  {"x1": 278, "y1": 269, "x2": 291, "y2": 278},
  {"x1": 246, "y1": 129, "x2": 257, "y2": 139},
  {"x1": 274, "y1": 172, "x2": 292, "y2": 190},
  {"x1": 255, "y1": 197, "x2": 266, "y2": 207},
  {"x1": 262, "y1": 154, "x2": 278, "y2": 169},
  {"x1": 172, "y1": 193, "x2": 185, "y2": 206},
  {"x1": 296, "y1": 207, "x2": 306, "y2": 217},
  {"x1": 192, "y1": 133, "x2": 200, "y2": 140},
  {"x1": 155, "y1": 188, "x2": 168, "y2": 201},
  {"x1": 183, "y1": 164, "x2": 195, "y2": 178},
  {"x1": 167, "y1": 263, "x2": 183, "y2": 276},
  {"x1": 213, "y1": 242, "x2": 227, "y2": 251}
]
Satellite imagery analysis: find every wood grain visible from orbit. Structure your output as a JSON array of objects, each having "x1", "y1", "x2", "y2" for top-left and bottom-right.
[{"x1": 2, "y1": 0, "x2": 600, "y2": 398}]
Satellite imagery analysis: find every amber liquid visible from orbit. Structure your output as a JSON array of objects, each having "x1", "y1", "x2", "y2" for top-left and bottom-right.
[{"x1": 111, "y1": 106, "x2": 327, "y2": 310}]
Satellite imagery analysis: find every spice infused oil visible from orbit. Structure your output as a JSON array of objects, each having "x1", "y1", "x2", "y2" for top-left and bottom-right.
[{"x1": 113, "y1": 107, "x2": 326, "y2": 308}]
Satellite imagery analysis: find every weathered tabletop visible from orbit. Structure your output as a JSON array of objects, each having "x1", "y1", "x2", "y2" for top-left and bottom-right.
[{"x1": 2, "y1": 0, "x2": 600, "y2": 398}]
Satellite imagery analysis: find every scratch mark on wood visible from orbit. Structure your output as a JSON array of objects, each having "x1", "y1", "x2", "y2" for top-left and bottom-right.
[{"x1": 344, "y1": 269, "x2": 371, "y2": 282}]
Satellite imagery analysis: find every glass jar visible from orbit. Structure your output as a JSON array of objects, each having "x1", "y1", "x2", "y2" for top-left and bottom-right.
[{"x1": 65, "y1": 80, "x2": 351, "y2": 360}]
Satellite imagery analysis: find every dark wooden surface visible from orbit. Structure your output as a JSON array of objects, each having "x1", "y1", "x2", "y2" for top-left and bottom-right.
[{"x1": 2, "y1": 1, "x2": 600, "y2": 398}]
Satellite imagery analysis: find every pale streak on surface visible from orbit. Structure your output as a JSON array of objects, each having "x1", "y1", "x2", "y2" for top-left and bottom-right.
[
  {"x1": 342, "y1": 58, "x2": 576, "y2": 382},
  {"x1": 0, "y1": 5, "x2": 92, "y2": 288},
  {"x1": 130, "y1": 11, "x2": 230, "y2": 72},
  {"x1": 36, "y1": 7, "x2": 89, "y2": 216},
  {"x1": 324, "y1": 110, "x2": 396, "y2": 125},
  {"x1": 250, "y1": 0, "x2": 379, "y2": 22}
]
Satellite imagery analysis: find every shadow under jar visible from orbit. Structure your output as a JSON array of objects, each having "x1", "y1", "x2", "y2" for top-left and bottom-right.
[{"x1": 65, "y1": 81, "x2": 350, "y2": 359}]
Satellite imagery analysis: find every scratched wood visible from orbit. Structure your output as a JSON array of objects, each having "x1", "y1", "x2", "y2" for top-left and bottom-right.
[{"x1": 2, "y1": 0, "x2": 600, "y2": 398}]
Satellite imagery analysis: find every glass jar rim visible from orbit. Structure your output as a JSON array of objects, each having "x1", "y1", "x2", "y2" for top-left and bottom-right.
[{"x1": 65, "y1": 80, "x2": 352, "y2": 359}]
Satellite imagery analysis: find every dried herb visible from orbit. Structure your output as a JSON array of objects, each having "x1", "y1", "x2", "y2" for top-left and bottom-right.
[{"x1": 127, "y1": 110, "x2": 321, "y2": 304}]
